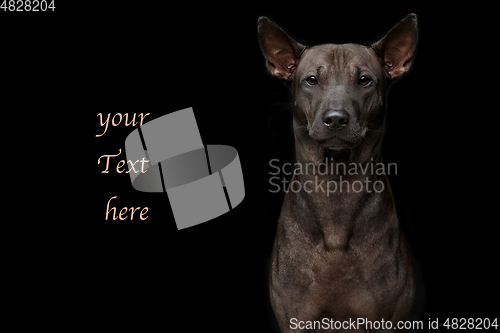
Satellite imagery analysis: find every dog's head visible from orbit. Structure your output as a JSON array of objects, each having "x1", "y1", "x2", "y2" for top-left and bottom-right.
[{"x1": 258, "y1": 14, "x2": 417, "y2": 153}]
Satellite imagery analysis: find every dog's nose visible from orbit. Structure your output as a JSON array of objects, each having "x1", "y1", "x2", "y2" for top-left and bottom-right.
[{"x1": 322, "y1": 110, "x2": 350, "y2": 129}]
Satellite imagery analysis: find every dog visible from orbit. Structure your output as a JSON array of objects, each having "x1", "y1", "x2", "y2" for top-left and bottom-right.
[{"x1": 258, "y1": 14, "x2": 418, "y2": 332}]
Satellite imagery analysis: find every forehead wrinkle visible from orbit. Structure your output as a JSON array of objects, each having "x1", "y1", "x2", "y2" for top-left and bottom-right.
[
  {"x1": 337, "y1": 47, "x2": 354, "y2": 68},
  {"x1": 325, "y1": 46, "x2": 356, "y2": 83}
]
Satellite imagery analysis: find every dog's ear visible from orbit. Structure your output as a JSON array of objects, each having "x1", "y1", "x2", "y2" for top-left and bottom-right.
[
  {"x1": 258, "y1": 17, "x2": 306, "y2": 81},
  {"x1": 371, "y1": 13, "x2": 418, "y2": 80}
]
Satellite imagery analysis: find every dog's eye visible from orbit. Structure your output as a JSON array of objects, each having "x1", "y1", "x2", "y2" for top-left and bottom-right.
[
  {"x1": 306, "y1": 76, "x2": 318, "y2": 85},
  {"x1": 359, "y1": 75, "x2": 372, "y2": 86}
]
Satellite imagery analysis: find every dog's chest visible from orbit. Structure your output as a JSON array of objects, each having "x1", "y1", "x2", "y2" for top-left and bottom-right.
[{"x1": 271, "y1": 224, "x2": 405, "y2": 309}]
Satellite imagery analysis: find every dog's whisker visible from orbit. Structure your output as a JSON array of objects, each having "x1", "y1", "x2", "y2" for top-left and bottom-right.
[
  {"x1": 366, "y1": 128, "x2": 385, "y2": 133},
  {"x1": 353, "y1": 131, "x2": 369, "y2": 143},
  {"x1": 294, "y1": 125, "x2": 309, "y2": 131},
  {"x1": 359, "y1": 122, "x2": 385, "y2": 133}
]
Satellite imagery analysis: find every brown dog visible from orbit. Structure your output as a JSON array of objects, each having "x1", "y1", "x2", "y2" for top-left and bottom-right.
[{"x1": 258, "y1": 14, "x2": 418, "y2": 332}]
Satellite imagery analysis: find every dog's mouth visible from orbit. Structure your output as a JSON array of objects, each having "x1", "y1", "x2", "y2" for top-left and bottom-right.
[
  {"x1": 310, "y1": 127, "x2": 367, "y2": 150},
  {"x1": 322, "y1": 137, "x2": 359, "y2": 150}
]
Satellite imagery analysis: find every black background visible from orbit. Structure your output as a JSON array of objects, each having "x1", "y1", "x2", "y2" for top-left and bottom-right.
[{"x1": 4, "y1": 1, "x2": 497, "y2": 331}]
